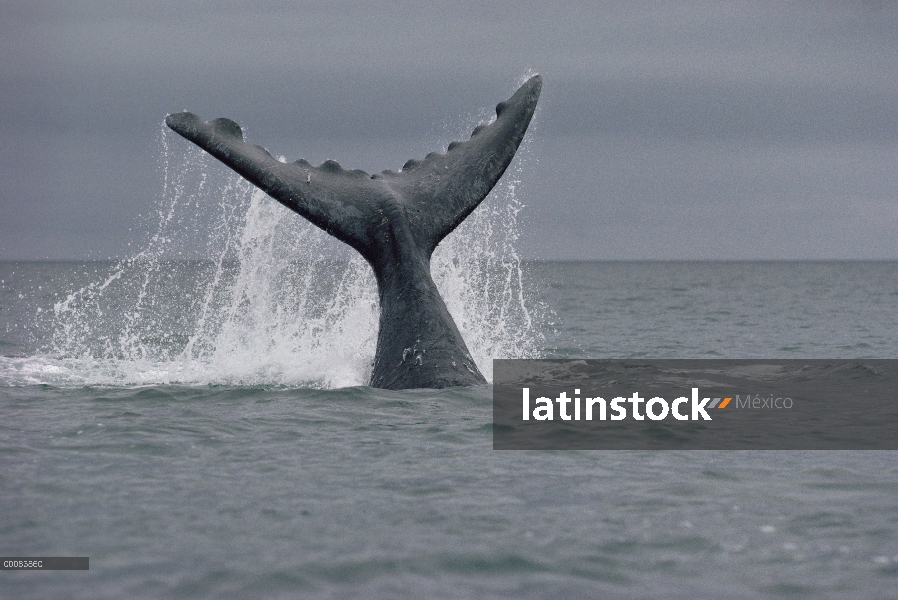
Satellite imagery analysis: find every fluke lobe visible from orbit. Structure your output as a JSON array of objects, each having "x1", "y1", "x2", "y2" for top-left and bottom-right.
[{"x1": 165, "y1": 75, "x2": 541, "y2": 390}]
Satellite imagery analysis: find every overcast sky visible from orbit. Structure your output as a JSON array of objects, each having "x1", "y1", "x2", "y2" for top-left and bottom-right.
[{"x1": 2, "y1": 1, "x2": 896, "y2": 260}]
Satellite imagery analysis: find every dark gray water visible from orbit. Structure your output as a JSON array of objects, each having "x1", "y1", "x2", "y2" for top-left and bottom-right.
[{"x1": 2, "y1": 260, "x2": 897, "y2": 598}]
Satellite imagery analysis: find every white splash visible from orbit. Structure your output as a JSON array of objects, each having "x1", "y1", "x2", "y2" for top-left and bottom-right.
[{"x1": 45, "y1": 120, "x2": 544, "y2": 388}]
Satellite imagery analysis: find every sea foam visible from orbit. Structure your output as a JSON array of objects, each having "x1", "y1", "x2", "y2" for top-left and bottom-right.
[{"x1": 43, "y1": 126, "x2": 544, "y2": 388}]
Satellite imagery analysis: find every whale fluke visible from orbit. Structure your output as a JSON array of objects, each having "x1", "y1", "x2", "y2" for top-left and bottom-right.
[{"x1": 166, "y1": 75, "x2": 541, "y2": 389}]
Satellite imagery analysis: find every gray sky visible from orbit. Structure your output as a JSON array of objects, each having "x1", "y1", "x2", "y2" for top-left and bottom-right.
[{"x1": 2, "y1": 1, "x2": 896, "y2": 260}]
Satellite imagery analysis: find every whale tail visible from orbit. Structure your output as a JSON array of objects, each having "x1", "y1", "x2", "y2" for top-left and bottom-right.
[{"x1": 165, "y1": 76, "x2": 541, "y2": 389}]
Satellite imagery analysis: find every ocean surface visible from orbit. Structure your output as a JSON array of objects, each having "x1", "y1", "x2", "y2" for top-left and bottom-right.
[
  {"x1": 2, "y1": 149, "x2": 898, "y2": 598},
  {"x1": 2, "y1": 259, "x2": 897, "y2": 599}
]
